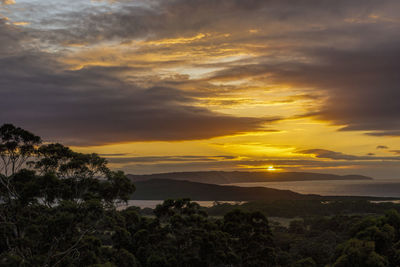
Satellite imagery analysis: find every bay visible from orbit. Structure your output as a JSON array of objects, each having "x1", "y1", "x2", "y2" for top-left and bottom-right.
[{"x1": 226, "y1": 179, "x2": 400, "y2": 198}]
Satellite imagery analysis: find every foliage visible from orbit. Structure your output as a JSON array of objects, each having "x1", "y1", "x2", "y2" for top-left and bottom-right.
[
  {"x1": 0, "y1": 124, "x2": 41, "y2": 177},
  {"x1": 206, "y1": 200, "x2": 400, "y2": 266},
  {"x1": 0, "y1": 124, "x2": 135, "y2": 266},
  {"x1": 2, "y1": 124, "x2": 400, "y2": 266},
  {"x1": 114, "y1": 199, "x2": 277, "y2": 267},
  {"x1": 206, "y1": 199, "x2": 400, "y2": 218},
  {"x1": 0, "y1": 124, "x2": 279, "y2": 266}
]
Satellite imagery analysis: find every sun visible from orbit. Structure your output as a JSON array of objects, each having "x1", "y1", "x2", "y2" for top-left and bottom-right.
[{"x1": 267, "y1": 165, "x2": 276, "y2": 171}]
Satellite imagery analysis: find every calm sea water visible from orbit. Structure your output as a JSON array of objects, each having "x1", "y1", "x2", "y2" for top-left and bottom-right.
[
  {"x1": 226, "y1": 179, "x2": 400, "y2": 198},
  {"x1": 117, "y1": 200, "x2": 245, "y2": 209},
  {"x1": 119, "y1": 179, "x2": 400, "y2": 209}
]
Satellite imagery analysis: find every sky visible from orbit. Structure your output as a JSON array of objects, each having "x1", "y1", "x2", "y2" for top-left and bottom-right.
[{"x1": 1, "y1": 0, "x2": 400, "y2": 178}]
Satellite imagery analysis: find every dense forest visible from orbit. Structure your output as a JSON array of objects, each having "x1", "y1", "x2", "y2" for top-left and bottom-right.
[{"x1": 1, "y1": 124, "x2": 400, "y2": 266}]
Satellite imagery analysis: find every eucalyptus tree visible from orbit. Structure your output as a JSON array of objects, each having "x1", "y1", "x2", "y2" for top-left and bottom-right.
[
  {"x1": 0, "y1": 124, "x2": 41, "y2": 177},
  {"x1": 0, "y1": 124, "x2": 135, "y2": 266},
  {"x1": 0, "y1": 124, "x2": 41, "y2": 204}
]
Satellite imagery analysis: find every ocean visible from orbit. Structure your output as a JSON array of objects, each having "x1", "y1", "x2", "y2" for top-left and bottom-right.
[
  {"x1": 117, "y1": 200, "x2": 245, "y2": 209},
  {"x1": 120, "y1": 179, "x2": 400, "y2": 209},
  {"x1": 227, "y1": 179, "x2": 400, "y2": 198}
]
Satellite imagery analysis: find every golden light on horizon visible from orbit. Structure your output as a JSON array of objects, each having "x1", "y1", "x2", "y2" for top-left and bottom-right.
[
  {"x1": 2, "y1": 0, "x2": 400, "y2": 178},
  {"x1": 267, "y1": 166, "x2": 276, "y2": 171}
]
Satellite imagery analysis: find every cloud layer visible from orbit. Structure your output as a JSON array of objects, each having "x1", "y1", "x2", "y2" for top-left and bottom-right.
[
  {"x1": 0, "y1": 18, "x2": 269, "y2": 145},
  {"x1": 1, "y1": 0, "x2": 400, "y2": 177}
]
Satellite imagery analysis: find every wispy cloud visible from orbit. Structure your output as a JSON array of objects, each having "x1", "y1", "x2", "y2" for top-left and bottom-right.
[
  {"x1": 1, "y1": 0, "x2": 15, "y2": 5},
  {"x1": 299, "y1": 149, "x2": 400, "y2": 161}
]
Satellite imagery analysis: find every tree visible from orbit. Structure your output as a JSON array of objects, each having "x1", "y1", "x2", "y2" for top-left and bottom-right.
[
  {"x1": 333, "y1": 239, "x2": 387, "y2": 267},
  {"x1": 331, "y1": 209, "x2": 400, "y2": 266},
  {"x1": 152, "y1": 199, "x2": 234, "y2": 266},
  {"x1": 0, "y1": 124, "x2": 135, "y2": 266},
  {"x1": 0, "y1": 124, "x2": 285, "y2": 266},
  {"x1": 292, "y1": 257, "x2": 316, "y2": 267},
  {"x1": 223, "y1": 209, "x2": 277, "y2": 267},
  {"x1": 0, "y1": 124, "x2": 41, "y2": 204},
  {"x1": 0, "y1": 124, "x2": 41, "y2": 177}
]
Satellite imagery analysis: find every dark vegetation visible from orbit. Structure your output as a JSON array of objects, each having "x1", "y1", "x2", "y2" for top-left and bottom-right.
[
  {"x1": 1, "y1": 124, "x2": 400, "y2": 266},
  {"x1": 206, "y1": 199, "x2": 400, "y2": 218},
  {"x1": 128, "y1": 171, "x2": 372, "y2": 185}
]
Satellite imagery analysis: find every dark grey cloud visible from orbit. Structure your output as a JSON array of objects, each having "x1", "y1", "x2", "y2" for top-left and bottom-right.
[
  {"x1": 300, "y1": 149, "x2": 369, "y2": 160},
  {"x1": 107, "y1": 155, "x2": 237, "y2": 164},
  {"x1": 104, "y1": 150, "x2": 400, "y2": 177},
  {"x1": 368, "y1": 131, "x2": 400, "y2": 137},
  {"x1": 2, "y1": 0, "x2": 400, "y2": 144},
  {"x1": 118, "y1": 156, "x2": 400, "y2": 178},
  {"x1": 0, "y1": 20, "x2": 25, "y2": 54},
  {"x1": 152, "y1": 1, "x2": 400, "y2": 136},
  {"x1": 377, "y1": 145, "x2": 388, "y2": 149},
  {"x1": 305, "y1": 45, "x2": 400, "y2": 136},
  {"x1": 209, "y1": 41, "x2": 400, "y2": 135},
  {"x1": 0, "y1": 19, "x2": 269, "y2": 145},
  {"x1": 99, "y1": 153, "x2": 129, "y2": 157},
  {"x1": 20, "y1": 0, "x2": 397, "y2": 46},
  {"x1": 299, "y1": 149, "x2": 400, "y2": 161}
]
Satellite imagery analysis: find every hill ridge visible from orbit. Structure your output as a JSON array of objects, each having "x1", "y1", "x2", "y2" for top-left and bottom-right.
[
  {"x1": 131, "y1": 178, "x2": 319, "y2": 201},
  {"x1": 127, "y1": 171, "x2": 372, "y2": 185}
]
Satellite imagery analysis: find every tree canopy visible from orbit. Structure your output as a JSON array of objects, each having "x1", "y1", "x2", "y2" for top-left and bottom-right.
[
  {"x1": 2, "y1": 124, "x2": 400, "y2": 266},
  {"x1": 0, "y1": 124, "x2": 278, "y2": 266},
  {"x1": 0, "y1": 124, "x2": 135, "y2": 266}
]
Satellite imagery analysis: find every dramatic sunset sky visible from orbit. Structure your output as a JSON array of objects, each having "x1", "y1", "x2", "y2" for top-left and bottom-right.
[{"x1": 1, "y1": 0, "x2": 400, "y2": 178}]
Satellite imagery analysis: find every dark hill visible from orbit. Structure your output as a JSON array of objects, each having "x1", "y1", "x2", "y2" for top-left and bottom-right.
[
  {"x1": 131, "y1": 179, "x2": 320, "y2": 201},
  {"x1": 127, "y1": 171, "x2": 372, "y2": 185}
]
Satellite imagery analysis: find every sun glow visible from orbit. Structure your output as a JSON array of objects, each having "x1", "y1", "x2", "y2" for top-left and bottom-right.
[{"x1": 267, "y1": 166, "x2": 277, "y2": 171}]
